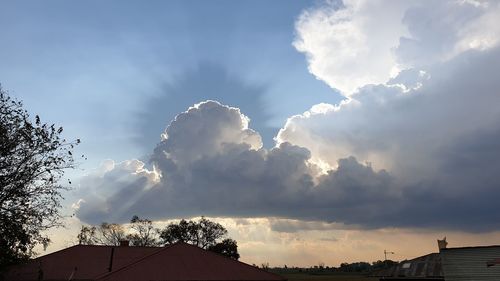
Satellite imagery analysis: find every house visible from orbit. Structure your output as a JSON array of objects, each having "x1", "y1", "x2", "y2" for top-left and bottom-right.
[{"x1": 2, "y1": 242, "x2": 286, "y2": 281}]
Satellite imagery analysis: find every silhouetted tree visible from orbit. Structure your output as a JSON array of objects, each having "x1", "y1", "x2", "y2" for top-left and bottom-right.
[
  {"x1": 371, "y1": 259, "x2": 398, "y2": 271},
  {"x1": 77, "y1": 225, "x2": 99, "y2": 245},
  {"x1": 339, "y1": 261, "x2": 371, "y2": 273},
  {"x1": 208, "y1": 238, "x2": 240, "y2": 260},
  {"x1": 77, "y1": 216, "x2": 239, "y2": 259},
  {"x1": 0, "y1": 86, "x2": 79, "y2": 269},
  {"x1": 126, "y1": 215, "x2": 158, "y2": 246},
  {"x1": 159, "y1": 217, "x2": 227, "y2": 248},
  {"x1": 159, "y1": 217, "x2": 239, "y2": 259},
  {"x1": 98, "y1": 222, "x2": 127, "y2": 246},
  {"x1": 77, "y1": 222, "x2": 126, "y2": 246},
  {"x1": 78, "y1": 216, "x2": 158, "y2": 246}
]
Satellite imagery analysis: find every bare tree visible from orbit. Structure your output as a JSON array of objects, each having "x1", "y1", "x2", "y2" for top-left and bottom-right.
[{"x1": 127, "y1": 216, "x2": 159, "y2": 246}]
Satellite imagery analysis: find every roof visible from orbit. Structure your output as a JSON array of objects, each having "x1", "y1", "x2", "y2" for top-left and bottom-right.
[
  {"x1": 3, "y1": 244, "x2": 161, "y2": 281},
  {"x1": 3, "y1": 242, "x2": 286, "y2": 281},
  {"x1": 440, "y1": 245, "x2": 500, "y2": 251},
  {"x1": 97, "y1": 242, "x2": 286, "y2": 281},
  {"x1": 371, "y1": 253, "x2": 443, "y2": 279}
]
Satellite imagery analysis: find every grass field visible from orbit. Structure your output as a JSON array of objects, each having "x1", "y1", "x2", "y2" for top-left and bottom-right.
[{"x1": 280, "y1": 273, "x2": 378, "y2": 281}]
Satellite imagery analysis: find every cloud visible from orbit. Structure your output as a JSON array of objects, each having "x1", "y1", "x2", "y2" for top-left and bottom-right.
[
  {"x1": 75, "y1": 1, "x2": 500, "y2": 232},
  {"x1": 268, "y1": 218, "x2": 343, "y2": 233},
  {"x1": 152, "y1": 101, "x2": 262, "y2": 166},
  {"x1": 75, "y1": 54, "x2": 500, "y2": 231},
  {"x1": 277, "y1": 44, "x2": 500, "y2": 231},
  {"x1": 76, "y1": 100, "x2": 395, "y2": 226},
  {"x1": 134, "y1": 62, "x2": 276, "y2": 149},
  {"x1": 395, "y1": 0, "x2": 500, "y2": 66},
  {"x1": 294, "y1": 0, "x2": 500, "y2": 95},
  {"x1": 74, "y1": 159, "x2": 159, "y2": 223}
]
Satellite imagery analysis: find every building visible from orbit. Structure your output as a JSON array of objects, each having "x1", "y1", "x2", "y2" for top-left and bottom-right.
[
  {"x1": 440, "y1": 245, "x2": 500, "y2": 281},
  {"x1": 373, "y1": 238, "x2": 500, "y2": 281},
  {"x1": 2, "y1": 242, "x2": 286, "y2": 281},
  {"x1": 372, "y1": 253, "x2": 444, "y2": 281}
]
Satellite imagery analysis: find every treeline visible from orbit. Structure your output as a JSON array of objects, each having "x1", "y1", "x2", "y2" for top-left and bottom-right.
[
  {"x1": 77, "y1": 216, "x2": 239, "y2": 260},
  {"x1": 269, "y1": 260, "x2": 398, "y2": 274}
]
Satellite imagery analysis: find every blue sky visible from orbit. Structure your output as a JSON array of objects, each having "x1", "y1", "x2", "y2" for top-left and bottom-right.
[
  {"x1": 2, "y1": 0, "x2": 500, "y2": 266},
  {"x1": 0, "y1": 0, "x2": 340, "y2": 167}
]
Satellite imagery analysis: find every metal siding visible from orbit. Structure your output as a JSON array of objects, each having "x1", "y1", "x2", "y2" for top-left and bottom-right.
[{"x1": 441, "y1": 247, "x2": 500, "y2": 281}]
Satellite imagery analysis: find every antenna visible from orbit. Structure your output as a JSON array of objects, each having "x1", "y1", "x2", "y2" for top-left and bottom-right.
[{"x1": 384, "y1": 250, "x2": 395, "y2": 261}]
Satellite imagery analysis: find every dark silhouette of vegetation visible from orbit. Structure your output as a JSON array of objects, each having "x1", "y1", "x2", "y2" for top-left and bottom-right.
[
  {"x1": 269, "y1": 259, "x2": 398, "y2": 275},
  {"x1": 0, "y1": 86, "x2": 79, "y2": 270},
  {"x1": 77, "y1": 222, "x2": 128, "y2": 246},
  {"x1": 78, "y1": 216, "x2": 157, "y2": 246},
  {"x1": 127, "y1": 215, "x2": 158, "y2": 246},
  {"x1": 159, "y1": 217, "x2": 225, "y2": 247},
  {"x1": 370, "y1": 259, "x2": 398, "y2": 272},
  {"x1": 159, "y1": 217, "x2": 239, "y2": 259},
  {"x1": 207, "y1": 238, "x2": 240, "y2": 260},
  {"x1": 78, "y1": 216, "x2": 239, "y2": 259},
  {"x1": 339, "y1": 262, "x2": 371, "y2": 273}
]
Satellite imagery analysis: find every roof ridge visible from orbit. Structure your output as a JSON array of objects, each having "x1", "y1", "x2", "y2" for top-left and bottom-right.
[{"x1": 441, "y1": 244, "x2": 500, "y2": 250}]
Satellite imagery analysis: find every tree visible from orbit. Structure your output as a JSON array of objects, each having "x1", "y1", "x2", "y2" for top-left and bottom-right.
[
  {"x1": 77, "y1": 216, "x2": 240, "y2": 260},
  {"x1": 159, "y1": 217, "x2": 227, "y2": 248},
  {"x1": 77, "y1": 222, "x2": 127, "y2": 246},
  {"x1": 207, "y1": 238, "x2": 240, "y2": 260},
  {"x1": 78, "y1": 216, "x2": 159, "y2": 246},
  {"x1": 371, "y1": 259, "x2": 398, "y2": 272},
  {"x1": 126, "y1": 215, "x2": 158, "y2": 246},
  {"x1": 339, "y1": 261, "x2": 371, "y2": 273},
  {"x1": 0, "y1": 86, "x2": 79, "y2": 269},
  {"x1": 98, "y1": 222, "x2": 127, "y2": 246},
  {"x1": 77, "y1": 225, "x2": 99, "y2": 245},
  {"x1": 158, "y1": 217, "x2": 240, "y2": 260}
]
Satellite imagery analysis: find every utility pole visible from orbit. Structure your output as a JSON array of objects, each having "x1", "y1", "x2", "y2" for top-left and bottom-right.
[{"x1": 384, "y1": 250, "x2": 395, "y2": 261}]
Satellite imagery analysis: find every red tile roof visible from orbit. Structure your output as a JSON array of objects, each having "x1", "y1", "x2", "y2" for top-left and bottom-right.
[{"x1": 3, "y1": 242, "x2": 286, "y2": 281}]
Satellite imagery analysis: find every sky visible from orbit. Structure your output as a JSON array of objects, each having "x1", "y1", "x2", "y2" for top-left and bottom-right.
[{"x1": 1, "y1": 0, "x2": 500, "y2": 267}]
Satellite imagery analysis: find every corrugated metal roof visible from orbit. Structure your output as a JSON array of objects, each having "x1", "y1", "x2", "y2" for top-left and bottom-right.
[
  {"x1": 3, "y1": 242, "x2": 286, "y2": 281},
  {"x1": 372, "y1": 253, "x2": 443, "y2": 279},
  {"x1": 440, "y1": 246, "x2": 500, "y2": 281},
  {"x1": 97, "y1": 242, "x2": 286, "y2": 281}
]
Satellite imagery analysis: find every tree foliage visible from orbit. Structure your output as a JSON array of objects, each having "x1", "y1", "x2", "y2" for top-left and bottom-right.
[
  {"x1": 78, "y1": 216, "x2": 239, "y2": 259},
  {"x1": 0, "y1": 86, "x2": 79, "y2": 268},
  {"x1": 159, "y1": 217, "x2": 239, "y2": 260},
  {"x1": 77, "y1": 222, "x2": 127, "y2": 246},
  {"x1": 127, "y1": 215, "x2": 158, "y2": 246},
  {"x1": 159, "y1": 217, "x2": 227, "y2": 248},
  {"x1": 207, "y1": 238, "x2": 240, "y2": 260}
]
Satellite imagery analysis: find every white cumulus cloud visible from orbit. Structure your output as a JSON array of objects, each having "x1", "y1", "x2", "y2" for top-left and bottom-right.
[{"x1": 294, "y1": 0, "x2": 500, "y2": 95}]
